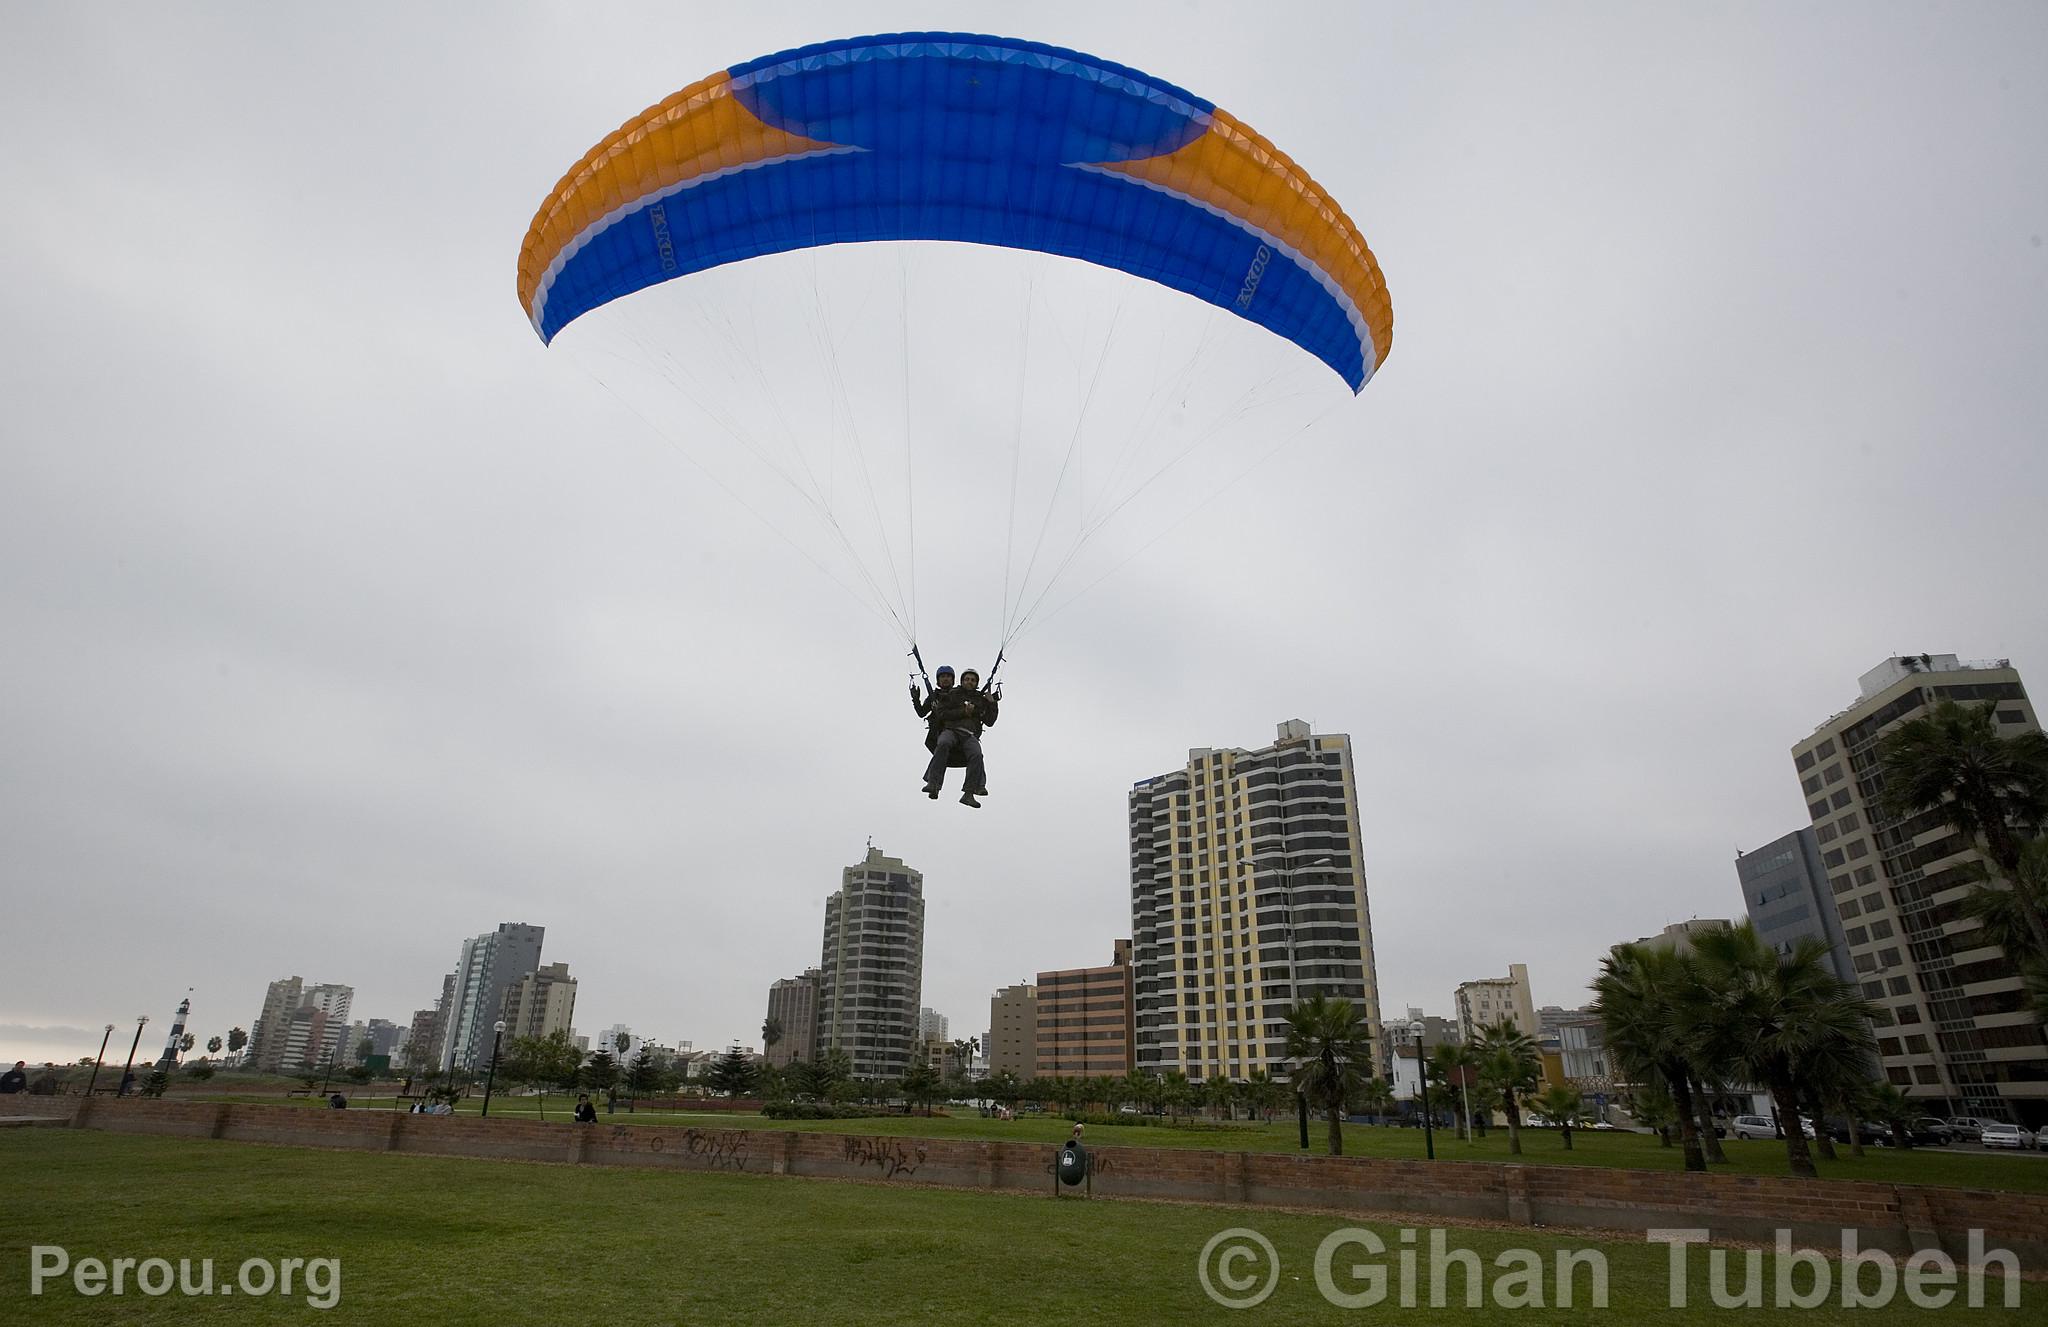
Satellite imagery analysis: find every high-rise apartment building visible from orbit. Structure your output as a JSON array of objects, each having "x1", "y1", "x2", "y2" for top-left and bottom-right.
[
  {"x1": 988, "y1": 983, "x2": 1038, "y2": 1075},
  {"x1": 917, "y1": 1008, "x2": 950, "y2": 1045},
  {"x1": 1792, "y1": 654, "x2": 2045, "y2": 1124},
  {"x1": 1036, "y1": 940, "x2": 1135, "y2": 1078},
  {"x1": 1128, "y1": 719, "x2": 1385, "y2": 1082},
  {"x1": 764, "y1": 969, "x2": 820, "y2": 1068},
  {"x1": 439, "y1": 923, "x2": 545, "y2": 1071},
  {"x1": 1739, "y1": 828, "x2": 1854, "y2": 981},
  {"x1": 248, "y1": 976, "x2": 304, "y2": 1072},
  {"x1": 405, "y1": 973, "x2": 455, "y2": 1074},
  {"x1": 247, "y1": 977, "x2": 353, "y2": 1072},
  {"x1": 817, "y1": 846, "x2": 925, "y2": 1079},
  {"x1": 1454, "y1": 964, "x2": 1535, "y2": 1042},
  {"x1": 500, "y1": 962, "x2": 577, "y2": 1041}
]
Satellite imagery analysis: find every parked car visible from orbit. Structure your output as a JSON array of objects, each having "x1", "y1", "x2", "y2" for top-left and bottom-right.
[
  {"x1": 1820, "y1": 1118, "x2": 1894, "y2": 1146},
  {"x1": 1946, "y1": 1117, "x2": 1991, "y2": 1142},
  {"x1": 1979, "y1": 1122, "x2": 2037, "y2": 1151},
  {"x1": 1911, "y1": 1116, "x2": 1956, "y2": 1142},
  {"x1": 1731, "y1": 1114, "x2": 1814, "y2": 1140}
]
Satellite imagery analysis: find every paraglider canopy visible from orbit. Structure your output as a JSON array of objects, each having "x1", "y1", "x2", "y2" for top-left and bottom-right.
[{"x1": 519, "y1": 32, "x2": 1392, "y2": 389}]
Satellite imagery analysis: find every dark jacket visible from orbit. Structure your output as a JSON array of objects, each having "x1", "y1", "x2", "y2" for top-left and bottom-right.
[
  {"x1": 926, "y1": 686, "x2": 997, "y2": 739},
  {"x1": 0, "y1": 1068, "x2": 27, "y2": 1094},
  {"x1": 574, "y1": 1101, "x2": 598, "y2": 1123}
]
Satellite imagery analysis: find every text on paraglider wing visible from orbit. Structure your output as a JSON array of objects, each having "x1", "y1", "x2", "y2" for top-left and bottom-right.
[
  {"x1": 649, "y1": 204, "x2": 677, "y2": 274},
  {"x1": 1234, "y1": 243, "x2": 1272, "y2": 311}
]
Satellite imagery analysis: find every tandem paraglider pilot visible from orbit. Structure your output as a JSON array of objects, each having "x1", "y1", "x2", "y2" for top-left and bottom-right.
[{"x1": 911, "y1": 665, "x2": 999, "y2": 807}]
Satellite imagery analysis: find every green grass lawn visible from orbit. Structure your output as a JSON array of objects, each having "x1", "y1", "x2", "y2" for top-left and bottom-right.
[
  {"x1": 182, "y1": 1091, "x2": 2048, "y2": 1193},
  {"x1": 0, "y1": 1131, "x2": 2032, "y2": 1324}
]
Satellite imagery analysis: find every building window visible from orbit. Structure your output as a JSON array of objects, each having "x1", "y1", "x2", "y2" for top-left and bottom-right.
[
  {"x1": 1803, "y1": 776, "x2": 1823, "y2": 795},
  {"x1": 1836, "y1": 812, "x2": 1860, "y2": 833},
  {"x1": 1838, "y1": 898, "x2": 1861, "y2": 919},
  {"x1": 1895, "y1": 1005, "x2": 1921, "y2": 1024},
  {"x1": 1853, "y1": 866, "x2": 1877, "y2": 886},
  {"x1": 1831, "y1": 790, "x2": 1852, "y2": 810},
  {"x1": 1817, "y1": 824, "x2": 1838, "y2": 844},
  {"x1": 1846, "y1": 926, "x2": 1869, "y2": 945},
  {"x1": 1997, "y1": 709, "x2": 2025, "y2": 724},
  {"x1": 1824, "y1": 849, "x2": 1846, "y2": 868},
  {"x1": 1797, "y1": 751, "x2": 1817, "y2": 771},
  {"x1": 1816, "y1": 739, "x2": 1837, "y2": 758}
]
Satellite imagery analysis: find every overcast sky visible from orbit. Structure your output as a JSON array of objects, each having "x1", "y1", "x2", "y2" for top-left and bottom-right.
[{"x1": 5, "y1": 4, "x2": 2045, "y2": 1069}]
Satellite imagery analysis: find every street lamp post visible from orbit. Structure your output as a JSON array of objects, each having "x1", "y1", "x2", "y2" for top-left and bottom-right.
[
  {"x1": 85, "y1": 1024, "x2": 115, "y2": 1096},
  {"x1": 481, "y1": 1021, "x2": 506, "y2": 1117},
  {"x1": 118, "y1": 1017, "x2": 148, "y2": 1095},
  {"x1": 1410, "y1": 1021, "x2": 1435, "y2": 1161}
]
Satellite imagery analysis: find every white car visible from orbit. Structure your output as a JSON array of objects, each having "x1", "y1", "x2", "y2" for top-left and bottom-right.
[{"x1": 1979, "y1": 1123, "x2": 2036, "y2": 1151}]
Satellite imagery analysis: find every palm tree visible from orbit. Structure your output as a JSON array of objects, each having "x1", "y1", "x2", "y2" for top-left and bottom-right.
[
  {"x1": 1158, "y1": 1070, "x2": 1195, "y2": 1122},
  {"x1": 1529, "y1": 1083, "x2": 1584, "y2": 1149},
  {"x1": 1357, "y1": 1077, "x2": 1395, "y2": 1123},
  {"x1": 1426, "y1": 1044, "x2": 1474, "y2": 1141},
  {"x1": 1593, "y1": 942, "x2": 1711, "y2": 1172},
  {"x1": 1202, "y1": 1074, "x2": 1236, "y2": 1120},
  {"x1": 761, "y1": 1017, "x2": 784, "y2": 1058},
  {"x1": 899, "y1": 1058, "x2": 941, "y2": 1114},
  {"x1": 1689, "y1": 923, "x2": 1878, "y2": 1179},
  {"x1": 1865, "y1": 1081, "x2": 1916, "y2": 1149},
  {"x1": 1472, "y1": 1021, "x2": 1541, "y2": 1156},
  {"x1": 1959, "y1": 840, "x2": 2048, "y2": 1023},
  {"x1": 1880, "y1": 698, "x2": 2048, "y2": 960},
  {"x1": 1628, "y1": 1080, "x2": 1679, "y2": 1146},
  {"x1": 1242, "y1": 1069, "x2": 1281, "y2": 1121},
  {"x1": 1284, "y1": 995, "x2": 1374, "y2": 1157}
]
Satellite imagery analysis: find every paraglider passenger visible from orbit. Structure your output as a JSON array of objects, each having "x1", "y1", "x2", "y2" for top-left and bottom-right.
[{"x1": 913, "y1": 665, "x2": 998, "y2": 806}]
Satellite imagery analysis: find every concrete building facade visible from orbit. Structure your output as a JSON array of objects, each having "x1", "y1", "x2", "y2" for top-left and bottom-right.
[
  {"x1": 500, "y1": 962, "x2": 577, "y2": 1042},
  {"x1": 248, "y1": 977, "x2": 353, "y2": 1072},
  {"x1": 1128, "y1": 720, "x2": 1385, "y2": 1083},
  {"x1": 1454, "y1": 964, "x2": 1536, "y2": 1042},
  {"x1": 764, "y1": 969, "x2": 820, "y2": 1068},
  {"x1": 1792, "y1": 654, "x2": 2047, "y2": 1125},
  {"x1": 1739, "y1": 828, "x2": 1854, "y2": 981},
  {"x1": 439, "y1": 923, "x2": 545, "y2": 1071},
  {"x1": 988, "y1": 984, "x2": 1038, "y2": 1076},
  {"x1": 817, "y1": 846, "x2": 925, "y2": 1080},
  {"x1": 1035, "y1": 940, "x2": 1135, "y2": 1078}
]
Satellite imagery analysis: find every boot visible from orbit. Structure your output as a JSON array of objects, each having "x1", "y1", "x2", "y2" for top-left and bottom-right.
[{"x1": 959, "y1": 792, "x2": 981, "y2": 808}]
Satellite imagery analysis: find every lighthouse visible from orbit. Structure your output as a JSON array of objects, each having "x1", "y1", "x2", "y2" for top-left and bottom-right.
[{"x1": 155, "y1": 990, "x2": 193, "y2": 1071}]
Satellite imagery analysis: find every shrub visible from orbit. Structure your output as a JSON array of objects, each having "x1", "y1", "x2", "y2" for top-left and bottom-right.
[{"x1": 761, "y1": 1101, "x2": 895, "y2": 1120}]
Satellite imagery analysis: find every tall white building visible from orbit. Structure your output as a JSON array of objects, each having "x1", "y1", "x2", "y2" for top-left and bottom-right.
[
  {"x1": 1128, "y1": 719, "x2": 1384, "y2": 1082},
  {"x1": 438, "y1": 923, "x2": 545, "y2": 1071},
  {"x1": 1792, "y1": 654, "x2": 2045, "y2": 1125},
  {"x1": 818, "y1": 846, "x2": 925, "y2": 1079},
  {"x1": 917, "y1": 1007, "x2": 950, "y2": 1044}
]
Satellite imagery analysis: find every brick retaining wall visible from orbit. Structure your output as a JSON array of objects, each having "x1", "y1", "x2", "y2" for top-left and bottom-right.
[{"x1": 33, "y1": 1098, "x2": 2046, "y2": 1262}]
